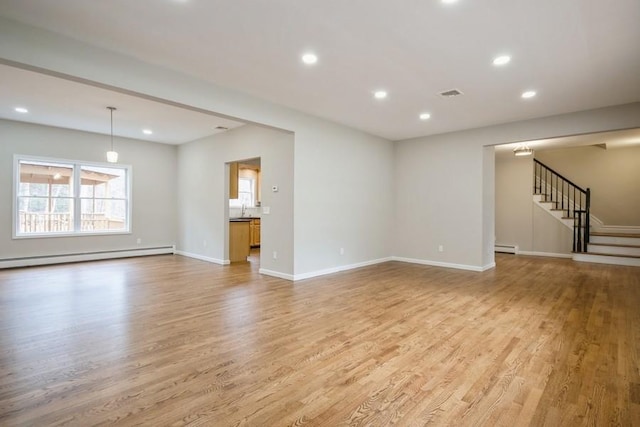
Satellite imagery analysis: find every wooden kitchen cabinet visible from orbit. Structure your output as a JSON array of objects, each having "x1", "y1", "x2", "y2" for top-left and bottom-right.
[
  {"x1": 229, "y1": 162, "x2": 239, "y2": 199},
  {"x1": 229, "y1": 220, "x2": 250, "y2": 262},
  {"x1": 250, "y1": 218, "x2": 261, "y2": 247}
]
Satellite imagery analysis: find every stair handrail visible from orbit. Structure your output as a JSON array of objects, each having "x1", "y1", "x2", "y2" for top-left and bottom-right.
[
  {"x1": 533, "y1": 159, "x2": 590, "y2": 253},
  {"x1": 533, "y1": 159, "x2": 586, "y2": 192}
]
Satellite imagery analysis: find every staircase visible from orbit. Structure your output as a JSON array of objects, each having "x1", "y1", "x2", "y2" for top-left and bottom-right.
[
  {"x1": 533, "y1": 159, "x2": 640, "y2": 267},
  {"x1": 574, "y1": 232, "x2": 640, "y2": 267}
]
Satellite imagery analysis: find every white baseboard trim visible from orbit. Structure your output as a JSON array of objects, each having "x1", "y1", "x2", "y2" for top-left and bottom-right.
[
  {"x1": 481, "y1": 262, "x2": 497, "y2": 271},
  {"x1": 0, "y1": 246, "x2": 175, "y2": 269},
  {"x1": 517, "y1": 251, "x2": 573, "y2": 259},
  {"x1": 259, "y1": 268, "x2": 295, "y2": 281},
  {"x1": 292, "y1": 257, "x2": 393, "y2": 281},
  {"x1": 391, "y1": 256, "x2": 493, "y2": 272},
  {"x1": 174, "y1": 250, "x2": 229, "y2": 265}
]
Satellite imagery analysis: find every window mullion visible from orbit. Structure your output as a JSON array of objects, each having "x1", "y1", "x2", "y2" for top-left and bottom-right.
[{"x1": 73, "y1": 164, "x2": 81, "y2": 232}]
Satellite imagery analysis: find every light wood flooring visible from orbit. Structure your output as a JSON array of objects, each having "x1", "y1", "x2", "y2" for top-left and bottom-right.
[{"x1": 0, "y1": 254, "x2": 639, "y2": 426}]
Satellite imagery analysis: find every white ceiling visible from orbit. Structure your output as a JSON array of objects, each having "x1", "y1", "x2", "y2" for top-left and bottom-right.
[
  {"x1": 0, "y1": 64, "x2": 244, "y2": 144},
  {"x1": 0, "y1": 0, "x2": 639, "y2": 141}
]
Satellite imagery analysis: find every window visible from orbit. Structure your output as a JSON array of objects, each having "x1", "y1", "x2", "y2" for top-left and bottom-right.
[
  {"x1": 15, "y1": 156, "x2": 131, "y2": 237},
  {"x1": 229, "y1": 177, "x2": 256, "y2": 207},
  {"x1": 238, "y1": 177, "x2": 255, "y2": 206}
]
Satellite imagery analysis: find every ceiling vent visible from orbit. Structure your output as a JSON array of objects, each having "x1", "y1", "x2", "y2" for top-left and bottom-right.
[
  {"x1": 439, "y1": 89, "x2": 463, "y2": 98},
  {"x1": 215, "y1": 126, "x2": 229, "y2": 131}
]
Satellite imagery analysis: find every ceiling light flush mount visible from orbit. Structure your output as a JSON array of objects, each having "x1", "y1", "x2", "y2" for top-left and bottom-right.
[
  {"x1": 301, "y1": 53, "x2": 318, "y2": 65},
  {"x1": 14, "y1": 107, "x2": 29, "y2": 113},
  {"x1": 419, "y1": 112, "x2": 431, "y2": 120},
  {"x1": 441, "y1": 0, "x2": 459, "y2": 4},
  {"x1": 106, "y1": 106, "x2": 118, "y2": 163},
  {"x1": 374, "y1": 90, "x2": 388, "y2": 100},
  {"x1": 513, "y1": 144, "x2": 533, "y2": 156},
  {"x1": 521, "y1": 90, "x2": 537, "y2": 99},
  {"x1": 143, "y1": 129, "x2": 153, "y2": 135},
  {"x1": 493, "y1": 55, "x2": 511, "y2": 66}
]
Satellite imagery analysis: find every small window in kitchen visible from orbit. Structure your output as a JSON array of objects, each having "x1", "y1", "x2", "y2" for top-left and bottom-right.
[{"x1": 230, "y1": 177, "x2": 255, "y2": 207}]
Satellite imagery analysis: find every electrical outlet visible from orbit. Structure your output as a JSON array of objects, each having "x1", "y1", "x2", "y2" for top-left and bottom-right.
[
  {"x1": 273, "y1": 251, "x2": 278, "y2": 260},
  {"x1": 136, "y1": 238, "x2": 142, "y2": 245},
  {"x1": 438, "y1": 245, "x2": 444, "y2": 252},
  {"x1": 203, "y1": 240, "x2": 207, "y2": 247},
  {"x1": 340, "y1": 247, "x2": 345, "y2": 255}
]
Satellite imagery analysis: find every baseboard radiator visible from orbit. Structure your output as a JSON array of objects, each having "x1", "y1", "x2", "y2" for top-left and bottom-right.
[
  {"x1": 495, "y1": 244, "x2": 518, "y2": 254},
  {"x1": 0, "y1": 246, "x2": 175, "y2": 269}
]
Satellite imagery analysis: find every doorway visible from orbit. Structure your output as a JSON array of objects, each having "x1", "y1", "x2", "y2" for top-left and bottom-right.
[{"x1": 228, "y1": 157, "x2": 261, "y2": 266}]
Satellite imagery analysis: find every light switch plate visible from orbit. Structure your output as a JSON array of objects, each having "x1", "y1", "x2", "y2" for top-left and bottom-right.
[{"x1": 262, "y1": 206, "x2": 270, "y2": 214}]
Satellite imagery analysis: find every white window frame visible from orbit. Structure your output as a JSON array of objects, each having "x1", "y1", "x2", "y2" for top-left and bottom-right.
[
  {"x1": 13, "y1": 154, "x2": 132, "y2": 239},
  {"x1": 229, "y1": 176, "x2": 256, "y2": 208}
]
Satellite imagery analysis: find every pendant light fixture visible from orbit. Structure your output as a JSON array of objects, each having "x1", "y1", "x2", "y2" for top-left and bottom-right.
[
  {"x1": 513, "y1": 144, "x2": 533, "y2": 156},
  {"x1": 106, "y1": 106, "x2": 118, "y2": 163}
]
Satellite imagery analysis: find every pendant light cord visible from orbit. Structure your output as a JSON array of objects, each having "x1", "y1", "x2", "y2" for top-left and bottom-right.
[{"x1": 108, "y1": 106, "x2": 116, "y2": 151}]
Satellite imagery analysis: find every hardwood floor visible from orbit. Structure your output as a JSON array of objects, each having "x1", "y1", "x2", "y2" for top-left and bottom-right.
[{"x1": 0, "y1": 254, "x2": 639, "y2": 426}]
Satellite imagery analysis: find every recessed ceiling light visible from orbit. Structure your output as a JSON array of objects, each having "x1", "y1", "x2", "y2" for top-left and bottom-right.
[
  {"x1": 302, "y1": 53, "x2": 318, "y2": 65},
  {"x1": 442, "y1": 0, "x2": 458, "y2": 4},
  {"x1": 493, "y1": 55, "x2": 511, "y2": 66},
  {"x1": 374, "y1": 90, "x2": 388, "y2": 99},
  {"x1": 419, "y1": 112, "x2": 431, "y2": 120},
  {"x1": 14, "y1": 107, "x2": 28, "y2": 113},
  {"x1": 143, "y1": 129, "x2": 153, "y2": 135},
  {"x1": 521, "y1": 90, "x2": 537, "y2": 99}
]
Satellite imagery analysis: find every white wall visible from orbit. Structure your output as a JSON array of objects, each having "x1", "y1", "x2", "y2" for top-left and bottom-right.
[
  {"x1": 0, "y1": 119, "x2": 177, "y2": 260},
  {"x1": 293, "y1": 122, "x2": 394, "y2": 277},
  {"x1": 177, "y1": 124, "x2": 295, "y2": 276},
  {"x1": 394, "y1": 137, "x2": 489, "y2": 270},
  {"x1": 394, "y1": 103, "x2": 640, "y2": 270},
  {"x1": 495, "y1": 153, "x2": 572, "y2": 256},
  {"x1": 531, "y1": 205, "x2": 573, "y2": 255},
  {"x1": 482, "y1": 146, "x2": 496, "y2": 267},
  {"x1": 495, "y1": 155, "x2": 534, "y2": 251},
  {"x1": 178, "y1": 120, "x2": 394, "y2": 279}
]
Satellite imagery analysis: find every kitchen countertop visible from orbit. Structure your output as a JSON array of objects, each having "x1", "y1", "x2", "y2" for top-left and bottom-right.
[{"x1": 229, "y1": 217, "x2": 260, "y2": 222}]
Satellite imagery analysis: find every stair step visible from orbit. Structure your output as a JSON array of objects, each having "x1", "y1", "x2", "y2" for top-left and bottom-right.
[
  {"x1": 573, "y1": 252, "x2": 640, "y2": 267},
  {"x1": 590, "y1": 233, "x2": 640, "y2": 246},
  {"x1": 590, "y1": 232, "x2": 640, "y2": 238},
  {"x1": 583, "y1": 252, "x2": 640, "y2": 259},
  {"x1": 587, "y1": 242, "x2": 640, "y2": 257},
  {"x1": 589, "y1": 242, "x2": 640, "y2": 249}
]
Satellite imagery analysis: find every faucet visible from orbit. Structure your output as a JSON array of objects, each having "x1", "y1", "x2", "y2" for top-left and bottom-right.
[{"x1": 241, "y1": 204, "x2": 247, "y2": 217}]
